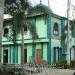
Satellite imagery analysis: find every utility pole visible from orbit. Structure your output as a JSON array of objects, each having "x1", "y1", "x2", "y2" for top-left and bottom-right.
[
  {"x1": 67, "y1": 0, "x2": 71, "y2": 65},
  {"x1": 48, "y1": 0, "x2": 50, "y2": 7},
  {"x1": 40, "y1": 0, "x2": 42, "y2": 4}
]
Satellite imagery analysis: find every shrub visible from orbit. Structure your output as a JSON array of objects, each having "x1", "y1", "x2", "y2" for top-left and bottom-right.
[
  {"x1": 41, "y1": 60, "x2": 48, "y2": 64},
  {"x1": 55, "y1": 60, "x2": 68, "y2": 69},
  {"x1": 70, "y1": 60, "x2": 75, "y2": 68},
  {"x1": 0, "y1": 64, "x2": 24, "y2": 75}
]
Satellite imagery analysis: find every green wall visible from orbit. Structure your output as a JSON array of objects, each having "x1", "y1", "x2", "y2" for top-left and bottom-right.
[
  {"x1": 36, "y1": 16, "x2": 47, "y2": 38},
  {"x1": 35, "y1": 43, "x2": 41, "y2": 63},
  {"x1": 2, "y1": 45, "x2": 20, "y2": 64},
  {"x1": 18, "y1": 45, "x2": 21, "y2": 64},
  {"x1": 2, "y1": 14, "x2": 70, "y2": 64},
  {"x1": 51, "y1": 39, "x2": 61, "y2": 63},
  {"x1": 27, "y1": 44, "x2": 32, "y2": 63},
  {"x1": 43, "y1": 43, "x2": 47, "y2": 61},
  {"x1": 71, "y1": 38, "x2": 75, "y2": 45}
]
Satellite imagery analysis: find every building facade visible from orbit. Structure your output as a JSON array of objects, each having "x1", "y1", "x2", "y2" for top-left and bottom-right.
[{"x1": 2, "y1": 6, "x2": 75, "y2": 64}]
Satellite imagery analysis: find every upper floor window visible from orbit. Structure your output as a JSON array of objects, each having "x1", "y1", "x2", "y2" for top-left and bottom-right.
[
  {"x1": 4, "y1": 28, "x2": 9, "y2": 36},
  {"x1": 53, "y1": 22, "x2": 59, "y2": 36},
  {"x1": 24, "y1": 26, "x2": 27, "y2": 35},
  {"x1": 24, "y1": 26, "x2": 27, "y2": 32}
]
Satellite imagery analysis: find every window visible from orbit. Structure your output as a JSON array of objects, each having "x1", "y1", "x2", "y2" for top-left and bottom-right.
[
  {"x1": 24, "y1": 48, "x2": 27, "y2": 63},
  {"x1": 53, "y1": 47, "x2": 56, "y2": 62},
  {"x1": 53, "y1": 22, "x2": 59, "y2": 35},
  {"x1": 3, "y1": 49, "x2": 8, "y2": 63},
  {"x1": 4, "y1": 28, "x2": 9, "y2": 36},
  {"x1": 71, "y1": 46, "x2": 75, "y2": 61},
  {"x1": 53, "y1": 47, "x2": 62, "y2": 62},
  {"x1": 24, "y1": 26, "x2": 27, "y2": 31}
]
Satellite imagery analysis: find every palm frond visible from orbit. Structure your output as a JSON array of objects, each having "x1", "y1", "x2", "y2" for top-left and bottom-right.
[
  {"x1": 70, "y1": 20, "x2": 75, "y2": 30},
  {"x1": 61, "y1": 24, "x2": 68, "y2": 48},
  {"x1": 61, "y1": 33, "x2": 67, "y2": 41},
  {"x1": 70, "y1": 19, "x2": 75, "y2": 37},
  {"x1": 25, "y1": 20, "x2": 38, "y2": 40},
  {"x1": 3, "y1": 18, "x2": 13, "y2": 27},
  {"x1": 5, "y1": 0, "x2": 31, "y2": 15},
  {"x1": 5, "y1": 0, "x2": 16, "y2": 5},
  {"x1": 61, "y1": 33, "x2": 67, "y2": 48},
  {"x1": 20, "y1": 0, "x2": 31, "y2": 11}
]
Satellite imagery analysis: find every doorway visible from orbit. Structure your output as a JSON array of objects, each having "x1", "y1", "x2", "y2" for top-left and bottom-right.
[
  {"x1": 3, "y1": 49, "x2": 8, "y2": 63},
  {"x1": 37, "y1": 49, "x2": 41, "y2": 64},
  {"x1": 24, "y1": 49, "x2": 27, "y2": 63}
]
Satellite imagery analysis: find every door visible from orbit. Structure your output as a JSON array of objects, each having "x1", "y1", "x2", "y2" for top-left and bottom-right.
[
  {"x1": 24, "y1": 49, "x2": 27, "y2": 63},
  {"x1": 53, "y1": 47, "x2": 56, "y2": 62},
  {"x1": 37, "y1": 49, "x2": 41, "y2": 64},
  {"x1": 3, "y1": 49, "x2": 8, "y2": 63}
]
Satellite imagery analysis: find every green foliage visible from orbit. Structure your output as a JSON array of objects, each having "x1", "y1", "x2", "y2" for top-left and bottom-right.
[
  {"x1": 0, "y1": 64, "x2": 24, "y2": 75},
  {"x1": 53, "y1": 60, "x2": 75, "y2": 69},
  {"x1": 61, "y1": 25, "x2": 67, "y2": 49},
  {"x1": 55, "y1": 60, "x2": 68, "y2": 69},
  {"x1": 61, "y1": 19, "x2": 75, "y2": 49},
  {"x1": 4, "y1": 0, "x2": 38, "y2": 44},
  {"x1": 4, "y1": 0, "x2": 31, "y2": 14},
  {"x1": 28, "y1": 4, "x2": 53, "y2": 15},
  {"x1": 70, "y1": 20, "x2": 75, "y2": 37},
  {"x1": 70, "y1": 60, "x2": 75, "y2": 68}
]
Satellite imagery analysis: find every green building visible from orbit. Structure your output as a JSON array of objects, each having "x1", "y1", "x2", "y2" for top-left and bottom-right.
[{"x1": 2, "y1": 5, "x2": 75, "y2": 64}]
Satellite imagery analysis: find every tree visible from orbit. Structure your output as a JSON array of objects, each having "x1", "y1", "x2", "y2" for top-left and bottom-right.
[
  {"x1": 61, "y1": 19, "x2": 75, "y2": 61},
  {"x1": 70, "y1": 19, "x2": 75, "y2": 42},
  {"x1": 4, "y1": 0, "x2": 52, "y2": 64},
  {"x1": 4, "y1": 0, "x2": 38, "y2": 64},
  {"x1": 0, "y1": 0, "x2": 5, "y2": 64},
  {"x1": 28, "y1": 4, "x2": 53, "y2": 15}
]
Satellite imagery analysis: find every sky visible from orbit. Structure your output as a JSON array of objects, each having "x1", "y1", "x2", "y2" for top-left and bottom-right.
[
  {"x1": 4, "y1": 0, "x2": 75, "y2": 19},
  {"x1": 29, "y1": 0, "x2": 75, "y2": 18}
]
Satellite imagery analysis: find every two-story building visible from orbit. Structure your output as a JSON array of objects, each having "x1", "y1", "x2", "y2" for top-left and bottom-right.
[{"x1": 2, "y1": 4, "x2": 75, "y2": 64}]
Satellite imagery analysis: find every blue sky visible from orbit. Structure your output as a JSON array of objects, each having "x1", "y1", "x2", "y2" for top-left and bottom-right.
[{"x1": 29, "y1": 0, "x2": 75, "y2": 18}]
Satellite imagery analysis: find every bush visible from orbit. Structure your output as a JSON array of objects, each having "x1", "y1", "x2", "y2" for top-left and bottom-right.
[
  {"x1": 55, "y1": 60, "x2": 68, "y2": 69},
  {"x1": 41, "y1": 60, "x2": 48, "y2": 64},
  {"x1": 70, "y1": 60, "x2": 75, "y2": 68},
  {"x1": 0, "y1": 64, "x2": 24, "y2": 75}
]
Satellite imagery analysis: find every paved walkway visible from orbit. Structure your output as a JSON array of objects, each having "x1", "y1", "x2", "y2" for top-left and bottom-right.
[
  {"x1": 43, "y1": 69, "x2": 75, "y2": 75},
  {"x1": 14, "y1": 64, "x2": 75, "y2": 75}
]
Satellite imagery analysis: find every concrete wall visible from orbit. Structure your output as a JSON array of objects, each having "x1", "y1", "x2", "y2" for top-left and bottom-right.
[{"x1": 51, "y1": 39, "x2": 61, "y2": 63}]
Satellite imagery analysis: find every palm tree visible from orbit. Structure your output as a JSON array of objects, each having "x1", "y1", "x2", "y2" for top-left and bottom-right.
[
  {"x1": 4, "y1": 0, "x2": 38, "y2": 64},
  {"x1": 4, "y1": 0, "x2": 52, "y2": 64},
  {"x1": 5, "y1": 0, "x2": 52, "y2": 64},
  {"x1": 0, "y1": 0, "x2": 5, "y2": 64}
]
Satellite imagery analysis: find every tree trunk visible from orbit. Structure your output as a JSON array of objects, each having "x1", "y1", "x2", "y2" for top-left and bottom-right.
[
  {"x1": 21, "y1": 26, "x2": 25, "y2": 64},
  {"x1": 0, "y1": 0, "x2": 5, "y2": 64}
]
